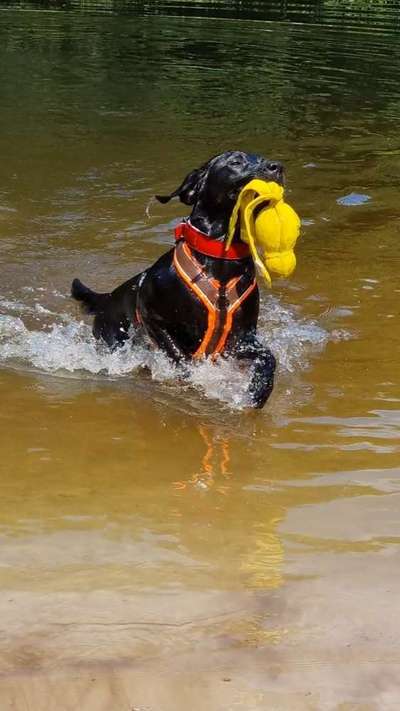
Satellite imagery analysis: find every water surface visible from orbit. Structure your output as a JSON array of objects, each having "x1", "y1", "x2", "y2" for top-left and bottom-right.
[{"x1": 0, "y1": 4, "x2": 399, "y2": 710}]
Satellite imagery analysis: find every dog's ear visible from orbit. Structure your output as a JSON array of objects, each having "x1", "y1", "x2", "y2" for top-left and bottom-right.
[{"x1": 155, "y1": 163, "x2": 209, "y2": 206}]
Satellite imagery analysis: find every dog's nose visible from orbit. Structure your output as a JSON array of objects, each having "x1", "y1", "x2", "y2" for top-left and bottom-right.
[
  {"x1": 266, "y1": 161, "x2": 284, "y2": 182},
  {"x1": 260, "y1": 160, "x2": 285, "y2": 185},
  {"x1": 256, "y1": 160, "x2": 284, "y2": 185}
]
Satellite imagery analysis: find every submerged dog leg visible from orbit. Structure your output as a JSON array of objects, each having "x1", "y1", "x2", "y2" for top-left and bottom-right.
[
  {"x1": 144, "y1": 322, "x2": 189, "y2": 373},
  {"x1": 234, "y1": 337, "x2": 276, "y2": 408}
]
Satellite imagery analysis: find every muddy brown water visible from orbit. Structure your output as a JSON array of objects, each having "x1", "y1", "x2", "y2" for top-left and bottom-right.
[{"x1": 0, "y1": 4, "x2": 399, "y2": 710}]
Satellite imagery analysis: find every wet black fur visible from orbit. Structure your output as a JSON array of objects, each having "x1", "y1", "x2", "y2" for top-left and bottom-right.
[{"x1": 71, "y1": 150, "x2": 283, "y2": 408}]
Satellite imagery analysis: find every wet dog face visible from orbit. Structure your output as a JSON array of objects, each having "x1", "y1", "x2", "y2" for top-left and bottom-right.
[
  {"x1": 199, "y1": 151, "x2": 284, "y2": 210},
  {"x1": 156, "y1": 150, "x2": 285, "y2": 237}
]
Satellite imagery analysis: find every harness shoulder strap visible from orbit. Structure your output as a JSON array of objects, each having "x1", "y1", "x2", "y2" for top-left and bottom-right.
[
  {"x1": 173, "y1": 240, "x2": 256, "y2": 359},
  {"x1": 173, "y1": 240, "x2": 220, "y2": 358},
  {"x1": 213, "y1": 276, "x2": 257, "y2": 356}
]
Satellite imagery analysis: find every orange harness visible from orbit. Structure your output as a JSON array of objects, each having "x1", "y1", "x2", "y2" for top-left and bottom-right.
[{"x1": 173, "y1": 239, "x2": 256, "y2": 359}]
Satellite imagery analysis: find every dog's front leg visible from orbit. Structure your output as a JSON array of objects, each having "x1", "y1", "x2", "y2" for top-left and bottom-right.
[
  {"x1": 145, "y1": 322, "x2": 189, "y2": 372},
  {"x1": 234, "y1": 337, "x2": 276, "y2": 409}
]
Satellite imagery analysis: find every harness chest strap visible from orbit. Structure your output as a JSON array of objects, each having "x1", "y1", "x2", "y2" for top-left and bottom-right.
[{"x1": 173, "y1": 239, "x2": 256, "y2": 359}]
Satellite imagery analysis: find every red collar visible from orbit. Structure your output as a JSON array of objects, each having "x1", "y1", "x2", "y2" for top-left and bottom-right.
[{"x1": 174, "y1": 221, "x2": 250, "y2": 260}]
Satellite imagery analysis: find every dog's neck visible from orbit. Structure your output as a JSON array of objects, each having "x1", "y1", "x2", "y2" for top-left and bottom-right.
[
  {"x1": 181, "y1": 204, "x2": 254, "y2": 280},
  {"x1": 189, "y1": 200, "x2": 233, "y2": 240}
]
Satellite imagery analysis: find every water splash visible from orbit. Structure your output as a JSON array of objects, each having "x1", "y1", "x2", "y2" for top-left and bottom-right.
[
  {"x1": 0, "y1": 292, "x2": 349, "y2": 409},
  {"x1": 259, "y1": 295, "x2": 331, "y2": 373}
]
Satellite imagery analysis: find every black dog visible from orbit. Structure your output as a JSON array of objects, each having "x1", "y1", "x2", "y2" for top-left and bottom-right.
[{"x1": 72, "y1": 151, "x2": 284, "y2": 407}]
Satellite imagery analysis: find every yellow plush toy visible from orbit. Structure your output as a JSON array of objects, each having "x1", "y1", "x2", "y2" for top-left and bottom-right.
[{"x1": 225, "y1": 179, "x2": 300, "y2": 286}]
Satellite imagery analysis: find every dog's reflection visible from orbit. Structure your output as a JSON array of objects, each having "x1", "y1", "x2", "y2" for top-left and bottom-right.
[
  {"x1": 173, "y1": 425, "x2": 231, "y2": 493},
  {"x1": 173, "y1": 424, "x2": 284, "y2": 589}
]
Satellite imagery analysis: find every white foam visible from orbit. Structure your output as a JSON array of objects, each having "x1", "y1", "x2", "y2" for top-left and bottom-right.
[
  {"x1": 0, "y1": 293, "x2": 350, "y2": 408},
  {"x1": 259, "y1": 295, "x2": 332, "y2": 373}
]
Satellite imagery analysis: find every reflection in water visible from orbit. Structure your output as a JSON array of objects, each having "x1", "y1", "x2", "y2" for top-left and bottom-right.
[
  {"x1": 173, "y1": 425, "x2": 284, "y2": 587},
  {"x1": 173, "y1": 425, "x2": 283, "y2": 588},
  {"x1": 8, "y1": 0, "x2": 400, "y2": 30},
  {"x1": 174, "y1": 425, "x2": 232, "y2": 492}
]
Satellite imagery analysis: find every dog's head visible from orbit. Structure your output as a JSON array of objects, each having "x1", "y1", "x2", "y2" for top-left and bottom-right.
[{"x1": 156, "y1": 150, "x2": 285, "y2": 238}]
